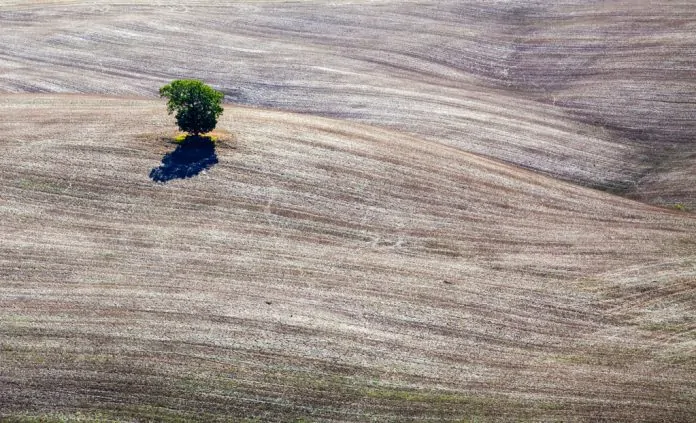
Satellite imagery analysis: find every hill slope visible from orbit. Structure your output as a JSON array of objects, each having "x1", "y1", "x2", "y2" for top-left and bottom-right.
[
  {"x1": 1, "y1": 0, "x2": 695, "y2": 206},
  {"x1": 1, "y1": 95, "x2": 695, "y2": 421}
]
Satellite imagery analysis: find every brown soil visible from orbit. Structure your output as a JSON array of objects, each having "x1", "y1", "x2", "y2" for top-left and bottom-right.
[
  {"x1": 1, "y1": 1, "x2": 695, "y2": 422},
  {"x1": 1, "y1": 0, "x2": 695, "y2": 207}
]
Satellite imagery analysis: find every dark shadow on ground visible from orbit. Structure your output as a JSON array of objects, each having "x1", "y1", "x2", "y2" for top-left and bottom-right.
[{"x1": 150, "y1": 135, "x2": 218, "y2": 183}]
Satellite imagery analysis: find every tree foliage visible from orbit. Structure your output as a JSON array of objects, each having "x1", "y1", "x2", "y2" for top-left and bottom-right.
[{"x1": 159, "y1": 79, "x2": 224, "y2": 135}]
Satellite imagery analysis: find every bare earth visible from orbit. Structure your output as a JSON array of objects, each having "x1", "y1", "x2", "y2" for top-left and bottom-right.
[{"x1": 0, "y1": 1, "x2": 695, "y2": 422}]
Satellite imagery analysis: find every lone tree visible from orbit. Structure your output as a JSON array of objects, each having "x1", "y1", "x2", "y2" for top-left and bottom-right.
[{"x1": 159, "y1": 79, "x2": 224, "y2": 136}]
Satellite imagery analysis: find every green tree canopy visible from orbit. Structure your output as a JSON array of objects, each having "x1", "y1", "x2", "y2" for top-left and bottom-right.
[{"x1": 159, "y1": 79, "x2": 224, "y2": 135}]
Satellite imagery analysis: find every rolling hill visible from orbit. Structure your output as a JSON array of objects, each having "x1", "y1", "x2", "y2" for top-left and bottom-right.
[
  {"x1": 1, "y1": 0, "x2": 695, "y2": 206},
  {"x1": 1, "y1": 1, "x2": 695, "y2": 422}
]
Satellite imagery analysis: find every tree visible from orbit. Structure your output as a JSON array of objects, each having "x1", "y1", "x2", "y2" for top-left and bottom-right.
[{"x1": 159, "y1": 79, "x2": 224, "y2": 136}]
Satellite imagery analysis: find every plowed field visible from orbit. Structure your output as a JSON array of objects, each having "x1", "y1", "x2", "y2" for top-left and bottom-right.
[{"x1": 1, "y1": 1, "x2": 695, "y2": 422}]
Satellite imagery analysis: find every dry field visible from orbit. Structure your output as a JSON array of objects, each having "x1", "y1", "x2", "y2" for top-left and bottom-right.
[
  {"x1": 1, "y1": 1, "x2": 695, "y2": 422},
  {"x1": 2, "y1": 0, "x2": 696, "y2": 206}
]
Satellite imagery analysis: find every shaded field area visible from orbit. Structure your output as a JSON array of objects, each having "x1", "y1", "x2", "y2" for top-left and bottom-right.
[
  {"x1": 1, "y1": 0, "x2": 695, "y2": 207},
  {"x1": 1, "y1": 96, "x2": 695, "y2": 421},
  {"x1": 149, "y1": 135, "x2": 219, "y2": 183}
]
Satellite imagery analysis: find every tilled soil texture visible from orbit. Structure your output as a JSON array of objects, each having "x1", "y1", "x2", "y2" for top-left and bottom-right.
[
  {"x1": 1, "y1": 1, "x2": 695, "y2": 207},
  {"x1": 1, "y1": 96, "x2": 695, "y2": 422}
]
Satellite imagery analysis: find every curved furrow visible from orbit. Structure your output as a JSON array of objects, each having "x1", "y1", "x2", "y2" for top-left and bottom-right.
[
  {"x1": 1, "y1": 95, "x2": 695, "y2": 420},
  {"x1": 2, "y1": 1, "x2": 695, "y2": 206}
]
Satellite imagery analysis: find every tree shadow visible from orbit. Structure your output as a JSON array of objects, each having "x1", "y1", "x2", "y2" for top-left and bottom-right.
[{"x1": 150, "y1": 135, "x2": 218, "y2": 183}]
